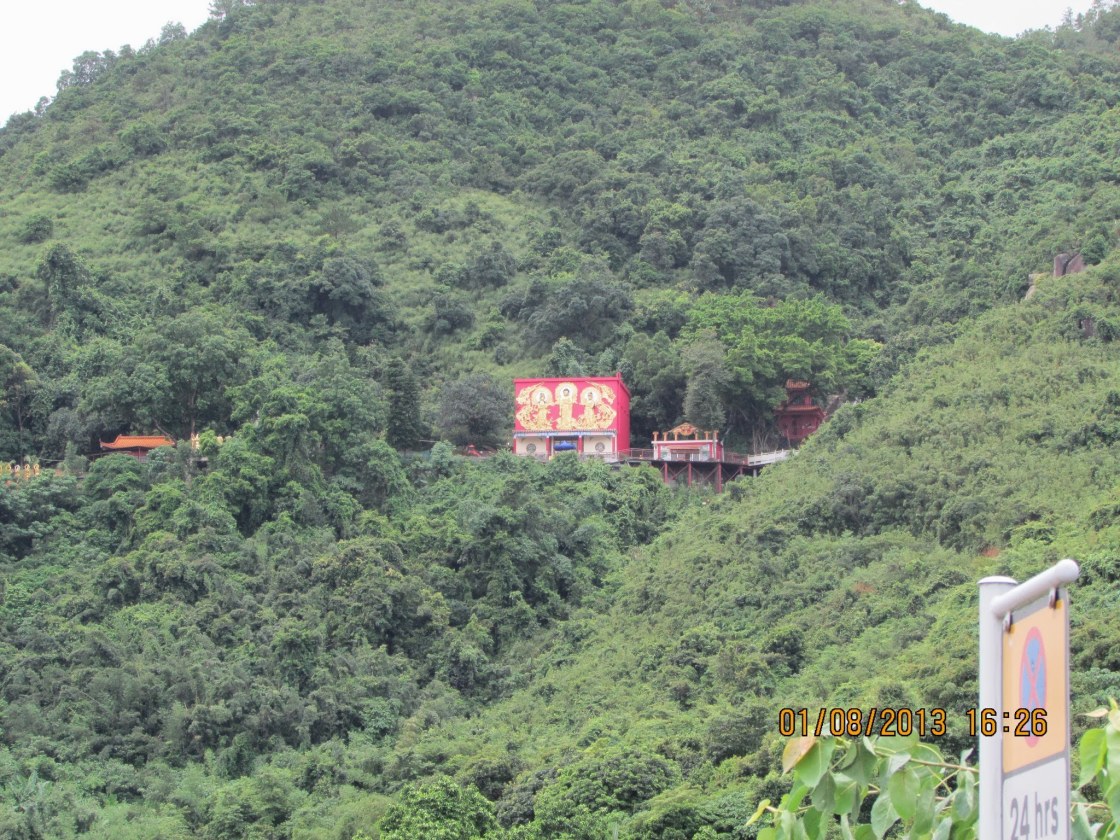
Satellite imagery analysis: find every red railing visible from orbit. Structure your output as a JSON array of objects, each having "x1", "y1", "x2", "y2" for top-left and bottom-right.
[{"x1": 611, "y1": 448, "x2": 654, "y2": 461}]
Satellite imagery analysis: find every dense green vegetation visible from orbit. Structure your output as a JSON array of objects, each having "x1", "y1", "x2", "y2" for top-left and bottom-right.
[{"x1": 1, "y1": 0, "x2": 1120, "y2": 836}]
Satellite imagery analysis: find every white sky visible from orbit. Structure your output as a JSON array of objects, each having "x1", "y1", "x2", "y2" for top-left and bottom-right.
[
  {"x1": 1, "y1": 1, "x2": 213, "y2": 124},
  {"x1": 0, "y1": 1, "x2": 1097, "y2": 127}
]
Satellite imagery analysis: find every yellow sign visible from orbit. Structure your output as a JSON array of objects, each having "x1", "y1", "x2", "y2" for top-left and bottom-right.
[{"x1": 1002, "y1": 596, "x2": 1068, "y2": 774}]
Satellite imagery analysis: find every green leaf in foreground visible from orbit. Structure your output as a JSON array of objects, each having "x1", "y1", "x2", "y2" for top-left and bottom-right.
[
  {"x1": 811, "y1": 770, "x2": 836, "y2": 814},
  {"x1": 1080, "y1": 728, "x2": 1107, "y2": 787},
  {"x1": 795, "y1": 738, "x2": 837, "y2": 789},
  {"x1": 870, "y1": 791, "x2": 899, "y2": 839},
  {"x1": 887, "y1": 764, "x2": 920, "y2": 821}
]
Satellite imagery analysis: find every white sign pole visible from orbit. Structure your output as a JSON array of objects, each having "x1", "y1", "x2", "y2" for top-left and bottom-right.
[
  {"x1": 979, "y1": 574, "x2": 1016, "y2": 839},
  {"x1": 988, "y1": 559, "x2": 1080, "y2": 622}
]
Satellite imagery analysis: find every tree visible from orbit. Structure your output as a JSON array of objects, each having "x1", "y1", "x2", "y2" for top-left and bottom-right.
[
  {"x1": 682, "y1": 293, "x2": 879, "y2": 435},
  {"x1": 78, "y1": 307, "x2": 252, "y2": 439},
  {"x1": 56, "y1": 50, "x2": 114, "y2": 90},
  {"x1": 159, "y1": 23, "x2": 188, "y2": 44},
  {"x1": 209, "y1": 0, "x2": 251, "y2": 20},
  {"x1": 378, "y1": 777, "x2": 497, "y2": 840},
  {"x1": 313, "y1": 255, "x2": 391, "y2": 344},
  {"x1": 437, "y1": 374, "x2": 509, "y2": 448},
  {"x1": 36, "y1": 244, "x2": 90, "y2": 330},
  {"x1": 426, "y1": 292, "x2": 475, "y2": 336},
  {"x1": 199, "y1": 436, "x2": 276, "y2": 533},
  {"x1": 384, "y1": 358, "x2": 425, "y2": 450},
  {"x1": 533, "y1": 749, "x2": 680, "y2": 835},
  {"x1": 689, "y1": 198, "x2": 789, "y2": 289},
  {"x1": 464, "y1": 241, "x2": 517, "y2": 289},
  {"x1": 203, "y1": 768, "x2": 304, "y2": 840},
  {"x1": 120, "y1": 122, "x2": 167, "y2": 157},
  {"x1": 524, "y1": 276, "x2": 633, "y2": 352},
  {"x1": 544, "y1": 337, "x2": 589, "y2": 377},
  {"x1": 682, "y1": 336, "x2": 731, "y2": 431},
  {"x1": 0, "y1": 346, "x2": 39, "y2": 455},
  {"x1": 139, "y1": 308, "x2": 251, "y2": 437}
]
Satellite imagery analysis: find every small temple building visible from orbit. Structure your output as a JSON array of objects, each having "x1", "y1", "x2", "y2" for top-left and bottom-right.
[
  {"x1": 774, "y1": 380, "x2": 826, "y2": 446},
  {"x1": 99, "y1": 434, "x2": 175, "y2": 460},
  {"x1": 651, "y1": 423, "x2": 723, "y2": 462},
  {"x1": 513, "y1": 375, "x2": 630, "y2": 459},
  {"x1": 643, "y1": 422, "x2": 759, "y2": 491}
]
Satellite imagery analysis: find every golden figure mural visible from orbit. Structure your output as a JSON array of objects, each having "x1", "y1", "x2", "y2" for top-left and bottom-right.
[
  {"x1": 554, "y1": 381, "x2": 578, "y2": 430},
  {"x1": 515, "y1": 384, "x2": 555, "y2": 431},
  {"x1": 515, "y1": 381, "x2": 619, "y2": 432},
  {"x1": 579, "y1": 384, "x2": 616, "y2": 430}
]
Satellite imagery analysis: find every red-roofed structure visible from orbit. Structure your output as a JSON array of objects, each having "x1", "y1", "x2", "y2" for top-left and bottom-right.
[
  {"x1": 774, "y1": 380, "x2": 826, "y2": 445},
  {"x1": 100, "y1": 435, "x2": 175, "y2": 460}
]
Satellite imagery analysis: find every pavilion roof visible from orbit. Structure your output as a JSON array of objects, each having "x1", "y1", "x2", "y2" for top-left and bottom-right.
[{"x1": 100, "y1": 435, "x2": 175, "y2": 451}]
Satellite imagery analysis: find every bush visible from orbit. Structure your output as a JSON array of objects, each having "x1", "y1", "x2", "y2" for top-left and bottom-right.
[
  {"x1": 18, "y1": 214, "x2": 53, "y2": 244},
  {"x1": 378, "y1": 776, "x2": 497, "y2": 840}
]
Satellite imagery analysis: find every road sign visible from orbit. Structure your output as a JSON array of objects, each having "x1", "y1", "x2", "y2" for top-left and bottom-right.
[
  {"x1": 1001, "y1": 592, "x2": 1070, "y2": 840},
  {"x1": 979, "y1": 560, "x2": 1079, "y2": 840}
]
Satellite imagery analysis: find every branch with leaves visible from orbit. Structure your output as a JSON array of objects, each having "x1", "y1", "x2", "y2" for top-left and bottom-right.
[
  {"x1": 752, "y1": 701, "x2": 1120, "y2": 840},
  {"x1": 747, "y1": 731, "x2": 977, "y2": 840}
]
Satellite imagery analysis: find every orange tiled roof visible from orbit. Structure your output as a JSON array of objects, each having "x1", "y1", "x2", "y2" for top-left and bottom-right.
[{"x1": 100, "y1": 435, "x2": 175, "y2": 451}]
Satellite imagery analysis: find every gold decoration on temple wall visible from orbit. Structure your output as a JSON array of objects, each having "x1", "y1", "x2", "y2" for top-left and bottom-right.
[
  {"x1": 589, "y1": 403, "x2": 616, "y2": 429},
  {"x1": 577, "y1": 385, "x2": 613, "y2": 430},
  {"x1": 554, "y1": 383, "x2": 578, "y2": 403},
  {"x1": 554, "y1": 382, "x2": 578, "y2": 430},
  {"x1": 516, "y1": 384, "x2": 553, "y2": 406},
  {"x1": 516, "y1": 384, "x2": 555, "y2": 431},
  {"x1": 577, "y1": 384, "x2": 616, "y2": 430},
  {"x1": 516, "y1": 405, "x2": 552, "y2": 431},
  {"x1": 515, "y1": 380, "x2": 621, "y2": 432},
  {"x1": 667, "y1": 422, "x2": 701, "y2": 438}
]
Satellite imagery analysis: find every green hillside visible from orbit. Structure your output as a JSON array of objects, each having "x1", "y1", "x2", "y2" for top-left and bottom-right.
[{"x1": 1, "y1": 0, "x2": 1119, "y2": 836}]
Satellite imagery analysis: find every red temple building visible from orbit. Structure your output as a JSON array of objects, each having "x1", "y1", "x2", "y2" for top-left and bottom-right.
[
  {"x1": 99, "y1": 434, "x2": 175, "y2": 460},
  {"x1": 774, "y1": 380, "x2": 826, "y2": 445},
  {"x1": 513, "y1": 375, "x2": 631, "y2": 458}
]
